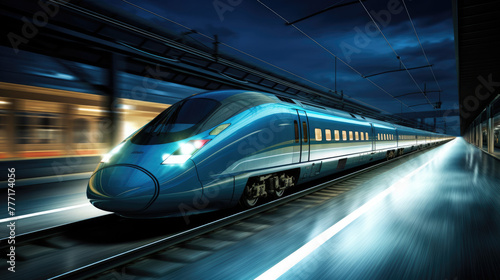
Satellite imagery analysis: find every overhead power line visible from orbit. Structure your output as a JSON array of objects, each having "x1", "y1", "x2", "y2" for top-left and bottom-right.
[
  {"x1": 358, "y1": 0, "x2": 434, "y2": 109},
  {"x1": 257, "y1": 0, "x2": 416, "y2": 112},
  {"x1": 402, "y1": 0, "x2": 442, "y2": 92},
  {"x1": 120, "y1": 0, "x2": 397, "y2": 113},
  {"x1": 119, "y1": 1, "x2": 349, "y2": 98}
]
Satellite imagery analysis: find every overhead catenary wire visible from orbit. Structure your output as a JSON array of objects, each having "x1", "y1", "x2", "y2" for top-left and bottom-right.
[
  {"x1": 121, "y1": 0, "x2": 339, "y2": 92},
  {"x1": 358, "y1": 0, "x2": 434, "y2": 109},
  {"x1": 256, "y1": 0, "x2": 416, "y2": 112},
  {"x1": 402, "y1": 0, "x2": 442, "y2": 92},
  {"x1": 120, "y1": 0, "x2": 396, "y2": 114}
]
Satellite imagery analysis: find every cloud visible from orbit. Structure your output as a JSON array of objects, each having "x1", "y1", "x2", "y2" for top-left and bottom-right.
[{"x1": 104, "y1": 0, "x2": 457, "y2": 118}]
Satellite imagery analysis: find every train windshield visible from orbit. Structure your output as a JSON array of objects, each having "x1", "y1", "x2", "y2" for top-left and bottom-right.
[{"x1": 131, "y1": 98, "x2": 220, "y2": 144}]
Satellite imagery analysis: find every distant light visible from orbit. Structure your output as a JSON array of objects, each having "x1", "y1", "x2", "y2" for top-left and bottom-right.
[
  {"x1": 53, "y1": 73, "x2": 76, "y2": 80},
  {"x1": 0, "y1": 101, "x2": 11, "y2": 105},
  {"x1": 116, "y1": 104, "x2": 135, "y2": 110},
  {"x1": 79, "y1": 107, "x2": 105, "y2": 113},
  {"x1": 31, "y1": 71, "x2": 76, "y2": 80}
]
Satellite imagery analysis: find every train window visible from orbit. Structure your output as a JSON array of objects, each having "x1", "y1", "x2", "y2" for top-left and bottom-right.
[
  {"x1": 334, "y1": 130, "x2": 340, "y2": 141},
  {"x1": 16, "y1": 112, "x2": 63, "y2": 144},
  {"x1": 315, "y1": 128, "x2": 322, "y2": 141},
  {"x1": 325, "y1": 129, "x2": 332, "y2": 141},
  {"x1": 0, "y1": 112, "x2": 6, "y2": 145},
  {"x1": 355, "y1": 131, "x2": 359, "y2": 141},
  {"x1": 366, "y1": 132, "x2": 369, "y2": 140},
  {"x1": 74, "y1": 118, "x2": 91, "y2": 143},
  {"x1": 294, "y1": 121, "x2": 299, "y2": 143},
  {"x1": 302, "y1": 122, "x2": 308, "y2": 143},
  {"x1": 210, "y1": 123, "x2": 231, "y2": 136},
  {"x1": 377, "y1": 133, "x2": 380, "y2": 140},
  {"x1": 342, "y1": 130, "x2": 347, "y2": 141},
  {"x1": 360, "y1": 132, "x2": 364, "y2": 141},
  {"x1": 133, "y1": 98, "x2": 221, "y2": 144},
  {"x1": 349, "y1": 131, "x2": 353, "y2": 141}
]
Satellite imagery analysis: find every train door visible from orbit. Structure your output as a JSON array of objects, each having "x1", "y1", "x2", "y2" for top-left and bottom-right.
[
  {"x1": 292, "y1": 113, "x2": 301, "y2": 163},
  {"x1": 297, "y1": 110, "x2": 310, "y2": 162},
  {"x1": 370, "y1": 123, "x2": 375, "y2": 151}
]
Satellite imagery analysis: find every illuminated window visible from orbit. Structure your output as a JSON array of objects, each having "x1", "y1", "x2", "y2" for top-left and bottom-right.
[
  {"x1": 74, "y1": 118, "x2": 91, "y2": 143},
  {"x1": 294, "y1": 121, "x2": 299, "y2": 143},
  {"x1": 349, "y1": 131, "x2": 353, "y2": 141},
  {"x1": 302, "y1": 122, "x2": 308, "y2": 143},
  {"x1": 355, "y1": 131, "x2": 359, "y2": 141},
  {"x1": 360, "y1": 132, "x2": 364, "y2": 141},
  {"x1": 0, "y1": 112, "x2": 6, "y2": 145},
  {"x1": 16, "y1": 112, "x2": 63, "y2": 144},
  {"x1": 315, "y1": 128, "x2": 322, "y2": 141},
  {"x1": 365, "y1": 132, "x2": 369, "y2": 140},
  {"x1": 325, "y1": 129, "x2": 331, "y2": 141},
  {"x1": 377, "y1": 133, "x2": 380, "y2": 140},
  {"x1": 342, "y1": 130, "x2": 347, "y2": 141},
  {"x1": 334, "y1": 130, "x2": 340, "y2": 141}
]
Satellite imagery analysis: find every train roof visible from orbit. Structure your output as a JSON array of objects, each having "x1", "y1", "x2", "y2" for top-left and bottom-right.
[{"x1": 190, "y1": 90, "x2": 443, "y2": 136}]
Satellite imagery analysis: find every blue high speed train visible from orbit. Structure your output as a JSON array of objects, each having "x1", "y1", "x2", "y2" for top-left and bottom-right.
[{"x1": 87, "y1": 90, "x2": 451, "y2": 218}]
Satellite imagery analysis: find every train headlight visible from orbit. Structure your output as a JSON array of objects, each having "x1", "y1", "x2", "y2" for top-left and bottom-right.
[
  {"x1": 162, "y1": 139, "x2": 210, "y2": 165},
  {"x1": 180, "y1": 141, "x2": 197, "y2": 155},
  {"x1": 101, "y1": 142, "x2": 125, "y2": 163}
]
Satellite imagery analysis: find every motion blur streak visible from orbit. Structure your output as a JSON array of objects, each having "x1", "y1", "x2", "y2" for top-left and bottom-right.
[
  {"x1": 0, "y1": 203, "x2": 89, "y2": 223},
  {"x1": 255, "y1": 156, "x2": 437, "y2": 280}
]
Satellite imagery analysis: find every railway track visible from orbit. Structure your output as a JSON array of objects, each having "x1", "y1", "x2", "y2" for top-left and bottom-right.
[{"x1": 1, "y1": 144, "x2": 445, "y2": 280}]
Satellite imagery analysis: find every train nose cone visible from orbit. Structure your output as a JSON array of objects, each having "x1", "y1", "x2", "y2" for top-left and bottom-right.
[{"x1": 87, "y1": 165, "x2": 159, "y2": 213}]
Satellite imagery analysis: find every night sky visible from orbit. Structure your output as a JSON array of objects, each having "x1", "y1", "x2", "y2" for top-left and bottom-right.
[{"x1": 107, "y1": 0, "x2": 459, "y2": 134}]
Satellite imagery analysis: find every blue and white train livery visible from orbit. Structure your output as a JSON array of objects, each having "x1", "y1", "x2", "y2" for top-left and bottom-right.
[{"x1": 87, "y1": 90, "x2": 452, "y2": 218}]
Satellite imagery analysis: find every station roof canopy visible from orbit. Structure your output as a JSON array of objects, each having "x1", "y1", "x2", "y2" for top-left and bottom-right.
[{"x1": 453, "y1": 0, "x2": 500, "y2": 134}]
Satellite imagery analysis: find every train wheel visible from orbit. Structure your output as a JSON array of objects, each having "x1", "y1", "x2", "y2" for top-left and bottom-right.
[
  {"x1": 239, "y1": 185, "x2": 259, "y2": 208},
  {"x1": 271, "y1": 188, "x2": 285, "y2": 199}
]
